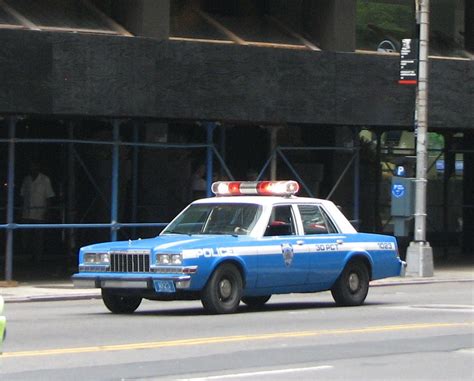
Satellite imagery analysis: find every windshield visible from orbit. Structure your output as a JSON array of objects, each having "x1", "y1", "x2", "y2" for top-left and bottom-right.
[{"x1": 162, "y1": 203, "x2": 262, "y2": 235}]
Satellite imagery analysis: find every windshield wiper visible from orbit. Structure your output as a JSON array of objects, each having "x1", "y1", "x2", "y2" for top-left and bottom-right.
[{"x1": 162, "y1": 230, "x2": 191, "y2": 235}]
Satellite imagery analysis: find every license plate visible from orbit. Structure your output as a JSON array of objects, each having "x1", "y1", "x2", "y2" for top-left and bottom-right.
[{"x1": 153, "y1": 280, "x2": 176, "y2": 293}]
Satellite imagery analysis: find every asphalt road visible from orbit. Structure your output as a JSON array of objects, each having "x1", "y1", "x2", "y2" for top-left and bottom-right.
[{"x1": 1, "y1": 282, "x2": 473, "y2": 381}]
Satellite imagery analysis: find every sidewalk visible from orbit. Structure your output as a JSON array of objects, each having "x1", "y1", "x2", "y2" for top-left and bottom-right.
[
  {"x1": 1, "y1": 263, "x2": 472, "y2": 303},
  {"x1": 1, "y1": 280, "x2": 101, "y2": 303}
]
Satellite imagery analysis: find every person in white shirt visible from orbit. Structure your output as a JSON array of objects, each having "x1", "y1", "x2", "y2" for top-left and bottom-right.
[
  {"x1": 20, "y1": 161, "x2": 55, "y2": 262},
  {"x1": 191, "y1": 163, "x2": 207, "y2": 200}
]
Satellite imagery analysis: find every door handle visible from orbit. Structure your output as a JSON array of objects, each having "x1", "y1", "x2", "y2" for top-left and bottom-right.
[
  {"x1": 336, "y1": 239, "x2": 344, "y2": 245},
  {"x1": 296, "y1": 240, "x2": 304, "y2": 245}
]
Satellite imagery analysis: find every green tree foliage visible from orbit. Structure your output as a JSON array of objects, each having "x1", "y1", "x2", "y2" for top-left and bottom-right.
[{"x1": 357, "y1": 1, "x2": 415, "y2": 50}]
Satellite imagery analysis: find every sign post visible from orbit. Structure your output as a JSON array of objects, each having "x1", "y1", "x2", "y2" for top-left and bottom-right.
[
  {"x1": 405, "y1": 0, "x2": 434, "y2": 277},
  {"x1": 399, "y1": 38, "x2": 418, "y2": 85}
]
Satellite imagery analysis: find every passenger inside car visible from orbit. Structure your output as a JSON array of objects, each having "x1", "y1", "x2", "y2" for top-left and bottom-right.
[{"x1": 265, "y1": 205, "x2": 295, "y2": 236}]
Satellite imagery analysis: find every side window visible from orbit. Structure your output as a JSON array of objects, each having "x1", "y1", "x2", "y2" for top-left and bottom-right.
[
  {"x1": 298, "y1": 205, "x2": 338, "y2": 234},
  {"x1": 264, "y1": 205, "x2": 296, "y2": 236}
]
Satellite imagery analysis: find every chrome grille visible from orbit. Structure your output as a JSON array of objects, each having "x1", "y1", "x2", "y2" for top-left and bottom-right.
[{"x1": 109, "y1": 252, "x2": 150, "y2": 273}]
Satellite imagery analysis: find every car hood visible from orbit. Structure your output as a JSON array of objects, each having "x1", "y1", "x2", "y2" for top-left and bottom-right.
[{"x1": 81, "y1": 234, "x2": 250, "y2": 253}]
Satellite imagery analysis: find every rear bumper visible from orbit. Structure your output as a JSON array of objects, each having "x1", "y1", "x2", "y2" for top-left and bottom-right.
[{"x1": 400, "y1": 260, "x2": 407, "y2": 277}]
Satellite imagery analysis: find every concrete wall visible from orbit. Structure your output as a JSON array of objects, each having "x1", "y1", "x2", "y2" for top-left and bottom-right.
[{"x1": 0, "y1": 29, "x2": 472, "y2": 129}]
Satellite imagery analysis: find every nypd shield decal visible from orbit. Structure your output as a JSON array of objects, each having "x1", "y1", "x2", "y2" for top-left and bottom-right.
[{"x1": 281, "y1": 243, "x2": 294, "y2": 267}]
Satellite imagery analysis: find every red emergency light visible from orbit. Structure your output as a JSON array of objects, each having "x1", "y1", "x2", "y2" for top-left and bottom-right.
[{"x1": 211, "y1": 181, "x2": 299, "y2": 197}]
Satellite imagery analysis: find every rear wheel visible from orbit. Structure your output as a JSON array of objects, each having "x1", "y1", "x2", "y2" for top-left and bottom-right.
[
  {"x1": 241, "y1": 295, "x2": 271, "y2": 309},
  {"x1": 201, "y1": 263, "x2": 243, "y2": 314},
  {"x1": 331, "y1": 261, "x2": 369, "y2": 306},
  {"x1": 101, "y1": 289, "x2": 142, "y2": 314}
]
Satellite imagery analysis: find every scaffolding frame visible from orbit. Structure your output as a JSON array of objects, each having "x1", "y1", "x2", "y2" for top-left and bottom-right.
[
  {"x1": 0, "y1": 118, "x2": 230, "y2": 281},
  {"x1": 258, "y1": 144, "x2": 361, "y2": 225}
]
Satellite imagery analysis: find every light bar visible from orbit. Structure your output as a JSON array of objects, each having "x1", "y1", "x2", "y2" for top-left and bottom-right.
[{"x1": 211, "y1": 181, "x2": 299, "y2": 197}]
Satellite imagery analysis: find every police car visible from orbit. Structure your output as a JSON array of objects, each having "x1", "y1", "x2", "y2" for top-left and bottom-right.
[{"x1": 72, "y1": 181, "x2": 406, "y2": 314}]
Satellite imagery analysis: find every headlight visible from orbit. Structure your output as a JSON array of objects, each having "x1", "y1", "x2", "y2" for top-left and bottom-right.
[
  {"x1": 84, "y1": 253, "x2": 110, "y2": 264},
  {"x1": 156, "y1": 254, "x2": 182, "y2": 265},
  {"x1": 156, "y1": 254, "x2": 170, "y2": 265},
  {"x1": 170, "y1": 254, "x2": 182, "y2": 265}
]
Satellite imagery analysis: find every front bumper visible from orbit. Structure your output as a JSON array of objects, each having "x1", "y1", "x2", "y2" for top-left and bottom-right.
[{"x1": 72, "y1": 274, "x2": 192, "y2": 290}]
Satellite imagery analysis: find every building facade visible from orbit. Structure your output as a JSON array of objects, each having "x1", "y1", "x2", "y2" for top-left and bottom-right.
[{"x1": 0, "y1": 0, "x2": 473, "y2": 280}]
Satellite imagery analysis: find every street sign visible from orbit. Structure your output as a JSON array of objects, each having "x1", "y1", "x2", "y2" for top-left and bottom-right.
[
  {"x1": 392, "y1": 183, "x2": 406, "y2": 198},
  {"x1": 396, "y1": 165, "x2": 406, "y2": 177},
  {"x1": 399, "y1": 38, "x2": 418, "y2": 85}
]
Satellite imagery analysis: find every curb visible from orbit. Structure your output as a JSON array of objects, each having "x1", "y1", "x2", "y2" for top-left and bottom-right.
[
  {"x1": 3, "y1": 293, "x2": 101, "y2": 303},
  {"x1": 3, "y1": 277, "x2": 472, "y2": 303},
  {"x1": 371, "y1": 278, "x2": 473, "y2": 287}
]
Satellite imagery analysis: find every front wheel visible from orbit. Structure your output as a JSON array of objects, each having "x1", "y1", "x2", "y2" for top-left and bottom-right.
[
  {"x1": 101, "y1": 289, "x2": 142, "y2": 314},
  {"x1": 201, "y1": 263, "x2": 243, "y2": 314},
  {"x1": 331, "y1": 261, "x2": 369, "y2": 306}
]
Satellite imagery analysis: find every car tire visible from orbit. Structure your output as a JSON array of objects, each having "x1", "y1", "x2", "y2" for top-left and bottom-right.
[
  {"x1": 331, "y1": 260, "x2": 369, "y2": 306},
  {"x1": 201, "y1": 263, "x2": 243, "y2": 314},
  {"x1": 101, "y1": 289, "x2": 142, "y2": 314},
  {"x1": 241, "y1": 295, "x2": 271, "y2": 309}
]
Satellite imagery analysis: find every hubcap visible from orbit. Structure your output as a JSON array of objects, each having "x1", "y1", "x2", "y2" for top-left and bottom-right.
[
  {"x1": 219, "y1": 278, "x2": 232, "y2": 299},
  {"x1": 348, "y1": 272, "x2": 360, "y2": 293}
]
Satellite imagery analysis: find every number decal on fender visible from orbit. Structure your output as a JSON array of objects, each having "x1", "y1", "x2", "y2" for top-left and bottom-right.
[
  {"x1": 314, "y1": 243, "x2": 338, "y2": 252},
  {"x1": 377, "y1": 242, "x2": 394, "y2": 250}
]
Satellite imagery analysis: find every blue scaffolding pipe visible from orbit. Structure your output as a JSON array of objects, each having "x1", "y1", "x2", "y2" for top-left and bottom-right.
[
  {"x1": 260, "y1": 146, "x2": 358, "y2": 193},
  {"x1": 132, "y1": 122, "x2": 139, "y2": 237},
  {"x1": 276, "y1": 149, "x2": 314, "y2": 197},
  {"x1": 326, "y1": 153, "x2": 357, "y2": 200},
  {"x1": 206, "y1": 123, "x2": 215, "y2": 197},
  {"x1": 0, "y1": 137, "x2": 208, "y2": 150},
  {"x1": 212, "y1": 146, "x2": 234, "y2": 180},
  {"x1": 110, "y1": 120, "x2": 120, "y2": 241},
  {"x1": 73, "y1": 147, "x2": 109, "y2": 204},
  {"x1": 278, "y1": 146, "x2": 355, "y2": 153},
  {"x1": 78, "y1": 195, "x2": 101, "y2": 224},
  {"x1": 220, "y1": 126, "x2": 226, "y2": 165},
  {"x1": 352, "y1": 129, "x2": 360, "y2": 228},
  {"x1": 4, "y1": 117, "x2": 16, "y2": 281},
  {"x1": 67, "y1": 123, "x2": 76, "y2": 252},
  {"x1": 0, "y1": 121, "x2": 231, "y2": 282},
  {"x1": 257, "y1": 151, "x2": 276, "y2": 180},
  {"x1": 0, "y1": 136, "x2": 215, "y2": 231},
  {"x1": 259, "y1": 145, "x2": 360, "y2": 220},
  {"x1": 427, "y1": 151, "x2": 443, "y2": 172}
]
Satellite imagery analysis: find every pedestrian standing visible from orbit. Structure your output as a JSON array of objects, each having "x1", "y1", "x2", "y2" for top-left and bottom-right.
[{"x1": 20, "y1": 161, "x2": 55, "y2": 263}]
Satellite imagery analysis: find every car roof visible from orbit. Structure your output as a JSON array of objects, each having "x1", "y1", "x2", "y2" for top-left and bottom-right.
[{"x1": 191, "y1": 195, "x2": 331, "y2": 206}]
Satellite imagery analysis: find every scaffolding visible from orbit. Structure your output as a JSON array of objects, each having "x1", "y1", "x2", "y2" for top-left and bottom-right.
[{"x1": 0, "y1": 118, "x2": 232, "y2": 281}]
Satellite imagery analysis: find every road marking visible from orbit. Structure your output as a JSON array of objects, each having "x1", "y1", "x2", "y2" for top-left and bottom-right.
[
  {"x1": 455, "y1": 348, "x2": 474, "y2": 355},
  {"x1": 411, "y1": 304, "x2": 474, "y2": 311},
  {"x1": 385, "y1": 305, "x2": 474, "y2": 313},
  {"x1": 3, "y1": 321, "x2": 473, "y2": 359},
  {"x1": 178, "y1": 365, "x2": 334, "y2": 380}
]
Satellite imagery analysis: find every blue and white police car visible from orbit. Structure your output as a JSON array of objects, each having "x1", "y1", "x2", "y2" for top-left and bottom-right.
[{"x1": 73, "y1": 181, "x2": 406, "y2": 314}]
